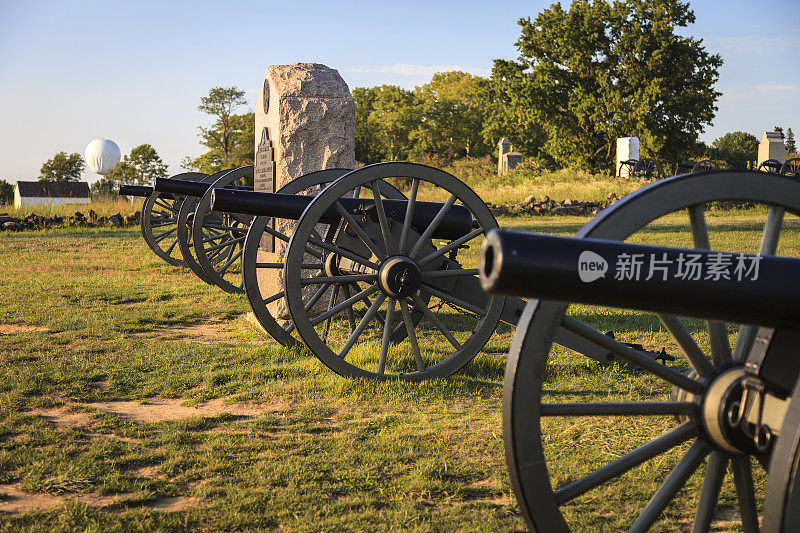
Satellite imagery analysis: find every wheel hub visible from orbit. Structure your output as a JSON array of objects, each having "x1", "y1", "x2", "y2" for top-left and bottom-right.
[
  {"x1": 378, "y1": 256, "x2": 421, "y2": 298},
  {"x1": 675, "y1": 366, "x2": 763, "y2": 455}
]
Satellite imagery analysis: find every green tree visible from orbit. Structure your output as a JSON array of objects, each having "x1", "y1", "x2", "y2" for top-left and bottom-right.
[
  {"x1": 0, "y1": 179, "x2": 13, "y2": 204},
  {"x1": 39, "y1": 151, "x2": 85, "y2": 182},
  {"x1": 786, "y1": 127, "x2": 796, "y2": 154},
  {"x1": 411, "y1": 72, "x2": 492, "y2": 161},
  {"x1": 710, "y1": 131, "x2": 758, "y2": 169},
  {"x1": 353, "y1": 85, "x2": 419, "y2": 163},
  {"x1": 489, "y1": 0, "x2": 722, "y2": 171},
  {"x1": 106, "y1": 144, "x2": 168, "y2": 186},
  {"x1": 90, "y1": 176, "x2": 117, "y2": 197},
  {"x1": 353, "y1": 87, "x2": 386, "y2": 164},
  {"x1": 197, "y1": 86, "x2": 248, "y2": 168},
  {"x1": 774, "y1": 126, "x2": 785, "y2": 140}
]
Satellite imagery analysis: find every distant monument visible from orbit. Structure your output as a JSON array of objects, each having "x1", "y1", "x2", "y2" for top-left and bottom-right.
[
  {"x1": 497, "y1": 138, "x2": 522, "y2": 175},
  {"x1": 616, "y1": 137, "x2": 639, "y2": 178},
  {"x1": 253, "y1": 63, "x2": 355, "y2": 319},
  {"x1": 85, "y1": 139, "x2": 121, "y2": 176},
  {"x1": 758, "y1": 131, "x2": 786, "y2": 166}
]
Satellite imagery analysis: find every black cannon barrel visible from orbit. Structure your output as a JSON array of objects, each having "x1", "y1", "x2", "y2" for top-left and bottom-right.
[
  {"x1": 119, "y1": 185, "x2": 154, "y2": 197},
  {"x1": 480, "y1": 229, "x2": 800, "y2": 329},
  {"x1": 211, "y1": 188, "x2": 475, "y2": 241},
  {"x1": 154, "y1": 177, "x2": 255, "y2": 197},
  {"x1": 154, "y1": 177, "x2": 213, "y2": 197}
]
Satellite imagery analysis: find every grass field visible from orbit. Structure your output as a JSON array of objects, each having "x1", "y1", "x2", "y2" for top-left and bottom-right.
[{"x1": 0, "y1": 207, "x2": 797, "y2": 531}]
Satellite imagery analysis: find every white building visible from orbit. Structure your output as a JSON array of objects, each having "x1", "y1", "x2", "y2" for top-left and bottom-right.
[{"x1": 13, "y1": 181, "x2": 91, "y2": 208}]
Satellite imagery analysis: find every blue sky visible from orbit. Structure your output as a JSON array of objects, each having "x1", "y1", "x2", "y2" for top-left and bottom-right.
[{"x1": 0, "y1": 0, "x2": 798, "y2": 183}]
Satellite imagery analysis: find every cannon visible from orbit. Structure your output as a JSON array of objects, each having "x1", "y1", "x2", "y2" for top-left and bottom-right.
[
  {"x1": 480, "y1": 168, "x2": 800, "y2": 531},
  {"x1": 121, "y1": 171, "x2": 208, "y2": 268},
  {"x1": 217, "y1": 162, "x2": 663, "y2": 379},
  {"x1": 618, "y1": 157, "x2": 663, "y2": 179}
]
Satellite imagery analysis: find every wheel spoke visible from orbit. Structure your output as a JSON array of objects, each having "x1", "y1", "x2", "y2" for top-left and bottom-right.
[
  {"x1": 164, "y1": 237, "x2": 179, "y2": 256},
  {"x1": 263, "y1": 291, "x2": 284, "y2": 305},
  {"x1": 304, "y1": 282, "x2": 331, "y2": 313},
  {"x1": 732, "y1": 456, "x2": 760, "y2": 533},
  {"x1": 692, "y1": 451, "x2": 729, "y2": 533},
  {"x1": 205, "y1": 235, "x2": 245, "y2": 254},
  {"x1": 555, "y1": 423, "x2": 697, "y2": 505},
  {"x1": 540, "y1": 402, "x2": 694, "y2": 417},
  {"x1": 408, "y1": 194, "x2": 457, "y2": 259},
  {"x1": 321, "y1": 285, "x2": 339, "y2": 342},
  {"x1": 150, "y1": 219, "x2": 177, "y2": 228},
  {"x1": 308, "y1": 236, "x2": 379, "y2": 270},
  {"x1": 342, "y1": 284, "x2": 357, "y2": 333},
  {"x1": 658, "y1": 313, "x2": 714, "y2": 377},
  {"x1": 334, "y1": 200, "x2": 385, "y2": 259},
  {"x1": 400, "y1": 299, "x2": 425, "y2": 372},
  {"x1": 562, "y1": 316, "x2": 704, "y2": 393},
  {"x1": 217, "y1": 247, "x2": 243, "y2": 276},
  {"x1": 153, "y1": 226, "x2": 178, "y2": 243},
  {"x1": 734, "y1": 205, "x2": 785, "y2": 362},
  {"x1": 398, "y1": 178, "x2": 419, "y2": 254},
  {"x1": 300, "y1": 274, "x2": 377, "y2": 286},
  {"x1": 420, "y1": 283, "x2": 486, "y2": 316},
  {"x1": 628, "y1": 440, "x2": 710, "y2": 533},
  {"x1": 256, "y1": 262, "x2": 284, "y2": 269},
  {"x1": 421, "y1": 268, "x2": 479, "y2": 278},
  {"x1": 338, "y1": 293, "x2": 387, "y2": 359},
  {"x1": 411, "y1": 293, "x2": 462, "y2": 350},
  {"x1": 688, "y1": 204, "x2": 732, "y2": 365},
  {"x1": 310, "y1": 284, "x2": 380, "y2": 327},
  {"x1": 417, "y1": 228, "x2": 485, "y2": 267},
  {"x1": 369, "y1": 181, "x2": 394, "y2": 256},
  {"x1": 377, "y1": 298, "x2": 396, "y2": 374}
]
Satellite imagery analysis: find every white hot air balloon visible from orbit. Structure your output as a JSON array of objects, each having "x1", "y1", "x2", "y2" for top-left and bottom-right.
[{"x1": 85, "y1": 139, "x2": 121, "y2": 175}]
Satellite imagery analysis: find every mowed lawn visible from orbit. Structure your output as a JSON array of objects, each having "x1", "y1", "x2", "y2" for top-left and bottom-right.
[{"x1": 0, "y1": 208, "x2": 797, "y2": 531}]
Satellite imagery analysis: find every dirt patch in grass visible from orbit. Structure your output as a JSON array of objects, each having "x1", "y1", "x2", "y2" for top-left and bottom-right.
[
  {"x1": 0, "y1": 484, "x2": 132, "y2": 514},
  {"x1": 0, "y1": 324, "x2": 49, "y2": 335},
  {"x1": 133, "y1": 317, "x2": 263, "y2": 345},
  {"x1": 86, "y1": 397, "x2": 275, "y2": 423},
  {"x1": 142, "y1": 495, "x2": 200, "y2": 512},
  {"x1": 29, "y1": 406, "x2": 95, "y2": 430}
]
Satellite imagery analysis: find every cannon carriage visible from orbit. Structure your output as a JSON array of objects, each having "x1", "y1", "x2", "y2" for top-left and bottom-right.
[{"x1": 481, "y1": 169, "x2": 800, "y2": 531}]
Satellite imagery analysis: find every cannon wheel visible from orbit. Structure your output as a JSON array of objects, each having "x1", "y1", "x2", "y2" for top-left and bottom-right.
[
  {"x1": 503, "y1": 170, "x2": 800, "y2": 531},
  {"x1": 175, "y1": 169, "x2": 236, "y2": 286},
  {"x1": 140, "y1": 172, "x2": 207, "y2": 267},
  {"x1": 284, "y1": 162, "x2": 505, "y2": 380},
  {"x1": 781, "y1": 157, "x2": 800, "y2": 178},
  {"x1": 759, "y1": 159, "x2": 783, "y2": 174},
  {"x1": 691, "y1": 159, "x2": 718, "y2": 173},
  {"x1": 633, "y1": 157, "x2": 662, "y2": 179},
  {"x1": 618, "y1": 159, "x2": 637, "y2": 178},
  {"x1": 192, "y1": 167, "x2": 256, "y2": 294},
  {"x1": 241, "y1": 169, "x2": 405, "y2": 346}
]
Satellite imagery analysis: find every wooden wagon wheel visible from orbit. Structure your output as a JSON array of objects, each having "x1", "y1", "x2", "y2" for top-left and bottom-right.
[
  {"x1": 174, "y1": 169, "x2": 236, "y2": 286},
  {"x1": 192, "y1": 167, "x2": 256, "y2": 294},
  {"x1": 618, "y1": 159, "x2": 638, "y2": 179},
  {"x1": 674, "y1": 161, "x2": 696, "y2": 176},
  {"x1": 283, "y1": 162, "x2": 505, "y2": 380},
  {"x1": 781, "y1": 157, "x2": 800, "y2": 178},
  {"x1": 633, "y1": 157, "x2": 662, "y2": 179},
  {"x1": 501, "y1": 170, "x2": 800, "y2": 531},
  {"x1": 691, "y1": 159, "x2": 718, "y2": 173},
  {"x1": 140, "y1": 172, "x2": 206, "y2": 267},
  {"x1": 759, "y1": 159, "x2": 783, "y2": 174},
  {"x1": 240, "y1": 168, "x2": 368, "y2": 345}
]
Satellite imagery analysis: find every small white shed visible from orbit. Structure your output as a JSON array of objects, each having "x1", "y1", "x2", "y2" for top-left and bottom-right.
[{"x1": 13, "y1": 181, "x2": 91, "y2": 208}]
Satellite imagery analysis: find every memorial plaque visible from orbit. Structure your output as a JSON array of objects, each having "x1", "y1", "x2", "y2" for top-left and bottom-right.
[{"x1": 255, "y1": 127, "x2": 275, "y2": 251}]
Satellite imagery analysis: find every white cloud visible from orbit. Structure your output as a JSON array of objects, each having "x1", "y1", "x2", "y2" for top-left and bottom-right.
[{"x1": 342, "y1": 63, "x2": 490, "y2": 77}]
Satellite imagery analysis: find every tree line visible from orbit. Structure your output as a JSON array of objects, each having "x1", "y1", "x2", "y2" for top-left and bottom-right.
[{"x1": 4, "y1": 0, "x2": 796, "y2": 206}]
